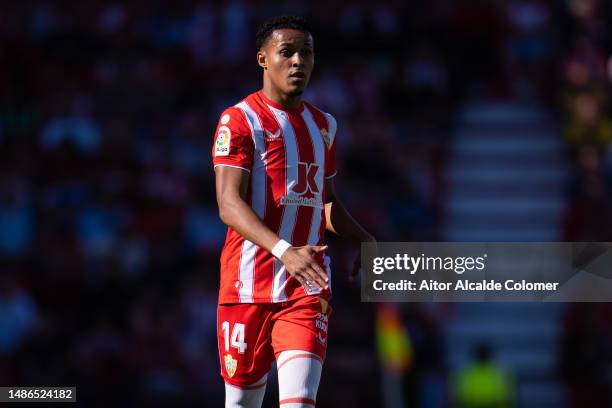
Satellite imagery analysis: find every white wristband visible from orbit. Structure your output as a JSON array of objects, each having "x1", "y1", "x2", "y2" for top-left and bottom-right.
[{"x1": 271, "y1": 239, "x2": 291, "y2": 259}]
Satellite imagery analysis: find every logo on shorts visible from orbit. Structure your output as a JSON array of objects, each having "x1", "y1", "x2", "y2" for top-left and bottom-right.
[
  {"x1": 215, "y1": 126, "x2": 231, "y2": 156},
  {"x1": 315, "y1": 312, "x2": 328, "y2": 333},
  {"x1": 315, "y1": 297, "x2": 329, "y2": 345},
  {"x1": 224, "y1": 353, "x2": 238, "y2": 378}
]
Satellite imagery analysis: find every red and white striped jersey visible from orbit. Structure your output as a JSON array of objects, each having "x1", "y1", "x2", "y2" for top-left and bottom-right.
[{"x1": 212, "y1": 91, "x2": 337, "y2": 304}]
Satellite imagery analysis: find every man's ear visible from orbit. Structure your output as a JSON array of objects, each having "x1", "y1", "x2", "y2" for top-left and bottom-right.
[{"x1": 257, "y1": 50, "x2": 267, "y2": 70}]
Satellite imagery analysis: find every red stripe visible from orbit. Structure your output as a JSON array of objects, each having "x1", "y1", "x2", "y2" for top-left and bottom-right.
[
  {"x1": 287, "y1": 113, "x2": 316, "y2": 248},
  {"x1": 304, "y1": 103, "x2": 328, "y2": 144},
  {"x1": 304, "y1": 103, "x2": 331, "y2": 249},
  {"x1": 279, "y1": 397, "x2": 316, "y2": 406},
  {"x1": 248, "y1": 94, "x2": 286, "y2": 301},
  {"x1": 243, "y1": 106, "x2": 258, "y2": 302},
  {"x1": 284, "y1": 112, "x2": 317, "y2": 297},
  {"x1": 220, "y1": 106, "x2": 255, "y2": 303},
  {"x1": 277, "y1": 353, "x2": 323, "y2": 371}
]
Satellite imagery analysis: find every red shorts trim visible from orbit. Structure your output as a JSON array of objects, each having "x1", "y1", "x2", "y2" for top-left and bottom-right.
[{"x1": 217, "y1": 295, "x2": 331, "y2": 387}]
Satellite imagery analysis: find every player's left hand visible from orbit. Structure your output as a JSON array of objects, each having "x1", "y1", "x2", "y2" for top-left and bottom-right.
[{"x1": 349, "y1": 236, "x2": 377, "y2": 282}]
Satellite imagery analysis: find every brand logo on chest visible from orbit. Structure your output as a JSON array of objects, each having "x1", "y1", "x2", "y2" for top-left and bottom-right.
[{"x1": 264, "y1": 128, "x2": 282, "y2": 142}]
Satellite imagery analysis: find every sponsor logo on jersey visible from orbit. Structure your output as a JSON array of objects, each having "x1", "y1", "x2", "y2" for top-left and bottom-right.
[
  {"x1": 293, "y1": 162, "x2": 319, "y2": 195},
  {"x1": 224, "y1": 353, "x2": 238, "y2": 378},
  {"x1": 221, "y1": 114, "x2": 230, "y2": 125},
  {"x1": 215, "y1": 126, "x2": 231, "y2": 156},
  {"x1": 281, "y1": 162, "x2": 322, "y2": 208},
  {"x1": 280, "y1": 195, "x2": 323, "y2": 208}
]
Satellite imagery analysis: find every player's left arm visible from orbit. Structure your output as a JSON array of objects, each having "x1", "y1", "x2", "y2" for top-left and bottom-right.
[{"x1": 324, "y1": 176, "x2": 376, "y2": 279}]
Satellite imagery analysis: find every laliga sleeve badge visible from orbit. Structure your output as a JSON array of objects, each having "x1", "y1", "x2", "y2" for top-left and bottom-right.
[
  {"x1": 320, "y1": 128, "x2": 331, "y2": 149},
  {"x1": 224, "y1": 353, "x2": 238, "y2": 378},
  {"x1": 215, "y1": 126, "x2": 231, "y2": 156}
]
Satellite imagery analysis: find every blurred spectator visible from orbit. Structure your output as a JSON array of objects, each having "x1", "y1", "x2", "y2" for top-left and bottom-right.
[
  {"x1": 0, "y1": 274, "x2": 38, "y2": 354},
  {"x1": 40, "y1": 93, "x2": 101, "y2": 155},
  {"x1": 0, "y1": 176, "x2": 33, "y2": 257}
]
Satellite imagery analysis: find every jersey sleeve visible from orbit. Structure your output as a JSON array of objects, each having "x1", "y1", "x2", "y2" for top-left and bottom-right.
[
  {"x1": 324, "y1": 112, "x2": 338, "y2": 178},
  {"x1": 212, "y1": 106, "x2": 254, "y2": 172}
]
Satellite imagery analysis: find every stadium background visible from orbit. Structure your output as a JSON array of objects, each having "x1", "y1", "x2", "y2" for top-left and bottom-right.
[{"x1": 1, "y1": 0, "x2": 611, "y2": 407}]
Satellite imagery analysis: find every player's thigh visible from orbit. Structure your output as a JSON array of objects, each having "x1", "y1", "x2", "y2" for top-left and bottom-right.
[
  {"x1": 271, "y1": 295, "x2": 332, "y2": 361},
  {"x1": 217, "y1": 303, "x2": 275, "y2": 388}
]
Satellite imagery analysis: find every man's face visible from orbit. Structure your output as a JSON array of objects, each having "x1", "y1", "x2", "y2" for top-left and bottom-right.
[{"x1": 259, "y1": 29, "x2": 314, "y2": 97}]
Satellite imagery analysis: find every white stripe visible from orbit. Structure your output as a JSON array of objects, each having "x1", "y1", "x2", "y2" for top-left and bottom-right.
[
  {"x1": 244, "y1": 101, "x2": 278, "y2": 302},
  {"x1": 273, "y1": 254, "x2": 287, "y2": 302},
  {"x1": 236, "y1": 239, "x2": 255, "y2": 302},
  {"x1": 268, "y1": 105, "x2": 299, "y2": 302},
  {"x1": 324, "y1": 255, "x2": 332, "y2": 292},
  {"x1": 302, "y1": 107, "x2": 325, "y2": 246},
  {"x1": 237, "y1": 101, "x2": 266, "y2": 217},
  {"x1": 233, "y1": 101, "x2": 268, "y2": 302},
  {"x1": 323, "y1": 112, "x2": 337, "y2": 146}
]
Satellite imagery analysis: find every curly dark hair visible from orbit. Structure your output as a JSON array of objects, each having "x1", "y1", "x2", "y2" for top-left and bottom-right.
[{"x1": 255, "y1": 15, "x2": 312, "y2": 50}]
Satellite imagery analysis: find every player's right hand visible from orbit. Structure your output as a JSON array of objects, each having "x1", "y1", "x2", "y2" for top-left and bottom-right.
[{"x1": 280, "y1": 245, "x2": 329, "y2": 291}]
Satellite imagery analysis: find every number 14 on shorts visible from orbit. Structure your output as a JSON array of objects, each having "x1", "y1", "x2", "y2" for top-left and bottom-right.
[{"x1": 221, "y1": 321, "x2": 247, "y2": 354}]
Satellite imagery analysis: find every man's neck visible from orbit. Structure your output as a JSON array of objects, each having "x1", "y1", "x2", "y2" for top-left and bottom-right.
[{"x1": 261, "y1": 85, "x2": 301, "y2": 110}]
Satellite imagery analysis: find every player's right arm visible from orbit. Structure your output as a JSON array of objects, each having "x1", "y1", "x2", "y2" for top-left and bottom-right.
[{"x1": 213, "y1": 108, "x2": 328, "y2": 290}]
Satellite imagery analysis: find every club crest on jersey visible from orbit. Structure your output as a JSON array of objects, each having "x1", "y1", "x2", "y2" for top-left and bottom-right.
[
  {"x1": 215, "y1": 126, "x2": 231, "y2": 156},
  {"x1": 320, "y1": 128, "x2": 331, "y2": 149},
  {"x1": 224, "y1": 354, "x2": 238, "y2": 378}
]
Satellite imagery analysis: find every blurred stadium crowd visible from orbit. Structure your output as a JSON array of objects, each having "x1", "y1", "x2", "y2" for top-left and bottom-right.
[{"x1": 0, "y1": 0, "x2": 611, "y2": 407}]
